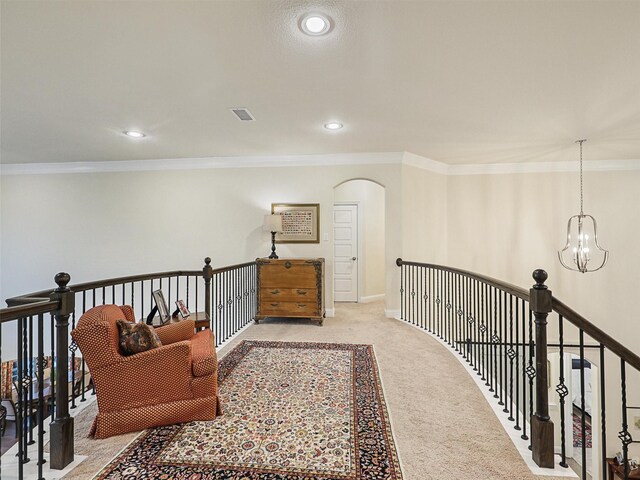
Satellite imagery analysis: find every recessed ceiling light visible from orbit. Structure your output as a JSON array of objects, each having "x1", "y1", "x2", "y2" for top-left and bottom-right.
[
  {"x1": 324, "y1": 122, "x2": 343, "y2": 130},
  {"x1": 300, "y1": 14, "x2": 331, "y2": 36},
  {"x1": 123, "y1": 130, "x2": 146, "y2": 138}
]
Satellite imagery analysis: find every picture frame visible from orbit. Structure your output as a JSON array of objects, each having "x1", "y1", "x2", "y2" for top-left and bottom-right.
[
  {"x1": 271, "y1": 203, "x2": 320, "y2": 244},
  {"x1": 152, "y1": 289, "x2": 171, "y2": 325},
  {"x1": 176, "y1": 299, "x2": 190, "y2": 318}
]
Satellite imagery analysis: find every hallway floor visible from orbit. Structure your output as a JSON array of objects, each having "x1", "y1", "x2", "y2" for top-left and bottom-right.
[{"x1": 63, "y1": 302, "x2": 577, "y2": 480}]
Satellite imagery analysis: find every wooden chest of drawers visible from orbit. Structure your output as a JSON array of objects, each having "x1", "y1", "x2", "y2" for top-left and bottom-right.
[{"x1": 255, "y1": 258, "x2": 325, "y2": 325}]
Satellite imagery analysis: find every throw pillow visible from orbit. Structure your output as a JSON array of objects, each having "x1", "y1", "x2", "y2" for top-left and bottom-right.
[{"x1": 117, "y1": 319, "x2": 162, "y2": 356}]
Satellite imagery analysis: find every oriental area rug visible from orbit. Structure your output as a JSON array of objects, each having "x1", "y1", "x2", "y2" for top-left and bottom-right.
[{"x1": 95, "y1": 340, "x2": 403, "y2": 479}]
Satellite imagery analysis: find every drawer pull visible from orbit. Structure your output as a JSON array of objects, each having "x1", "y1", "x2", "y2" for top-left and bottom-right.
[
  {"x1": 270, "y1": 289, "x2": 280, "y2": 295},
  {"x1": 297, "y1": 304, "x2": 307, "y2": 308},
  {"x1": 270, "y1": 303, "x2": 279, "y2": 307},
  {"x1": 284, "y1": 261, "x2": 292, "y2": 269},
  {"x1": 297, "y1": 290, "x2": 307, "y2": 295}
]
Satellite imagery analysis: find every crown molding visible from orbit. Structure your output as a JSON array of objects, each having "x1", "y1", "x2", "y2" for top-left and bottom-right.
[
  {"x1": 0, "y1": 152, "x2": 403, "y2": 176},
  {"x1": 2, "y1": 151, "x2": 639, "y2": 176},
  {"x1": 447, "y1": 158, "x2": 640, "y2": 175},
  {"x1": 401, "y1": 152, "x2": 640, "y2": 175}
]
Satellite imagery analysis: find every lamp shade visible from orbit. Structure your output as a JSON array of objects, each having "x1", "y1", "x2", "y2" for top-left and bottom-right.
[{"x1": 263, "y1": 214, "x2": 283, "y2": 233}]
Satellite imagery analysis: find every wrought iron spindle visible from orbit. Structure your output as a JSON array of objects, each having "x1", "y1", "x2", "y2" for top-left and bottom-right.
[
  {"x1": 28, "y1": 315, "x2": 35, "y2": 446},
  {"x1": 620, "y1": 359, "x2": 631, "y2": 480},
  {"x1": 579, "y1": 329, "x2": 587, "y2": 478},
  {"x1": 600, "y1": 344, "x2": 607, "y2": 480},
  {"x1": 507, "y1": 295, "x2": 515, "y2": 421},
  {"x1": 514, "y1": 297, "x2": 521, "y2": 432},
  {"x1": 17, "y1": 316, "x2": 28, "y2": 467},
  {"x1": 556, "y1": 314, "x2": 568, "y2": 468},
  {"x1": 521, "y1": 298, "x2": 528, "y2": 440},
  {"x1": 37, "y1": 314, "x2": 45, "y2": 476},
  {"x1": 527, "y1": 308, "x2": 535, "y2": 450},
  {"x1": 399, "y1": 264, "x2": 404, "y2": 320}
]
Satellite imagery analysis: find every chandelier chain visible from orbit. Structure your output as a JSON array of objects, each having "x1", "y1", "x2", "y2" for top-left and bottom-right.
[{"x1": 576, "y1": 139, "x2": 586, "y2": 215}]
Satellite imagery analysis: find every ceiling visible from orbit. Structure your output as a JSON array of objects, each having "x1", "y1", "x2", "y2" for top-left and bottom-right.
[{"x1": 2, "y1": 0, "x2": 639, "y2": 166}]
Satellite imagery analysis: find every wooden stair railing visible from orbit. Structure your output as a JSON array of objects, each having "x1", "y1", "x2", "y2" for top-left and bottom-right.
[{"x1": 1, "y1": 257, "x2": 257, "y2": 480}]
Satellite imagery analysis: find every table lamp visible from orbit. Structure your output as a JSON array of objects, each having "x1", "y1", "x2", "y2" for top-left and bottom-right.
[{"x1": 263, "y1": 214, "x2": 283, "y2": 259}]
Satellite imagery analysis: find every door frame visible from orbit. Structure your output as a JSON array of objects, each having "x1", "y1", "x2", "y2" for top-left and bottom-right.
[{"x1": 333, "y1": 202, "x2": 363, "y2": 302}]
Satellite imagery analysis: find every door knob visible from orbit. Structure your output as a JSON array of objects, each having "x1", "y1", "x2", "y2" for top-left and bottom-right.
[{"x1": 352, "y1": 257, "x2": 357, "y2": 261}]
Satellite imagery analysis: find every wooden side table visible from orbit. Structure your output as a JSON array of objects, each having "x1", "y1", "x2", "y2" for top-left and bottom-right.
[
  {"x1": 607, "y1": 458, "x2": 640, "y2": 480},
  {"x1": 150, "y1": 311, "x2": 210, "y2": 330}
]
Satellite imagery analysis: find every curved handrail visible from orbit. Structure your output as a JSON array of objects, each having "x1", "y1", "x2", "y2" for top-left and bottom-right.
[
  {"x1": 5, "y1": 261, "x2": 256, "y2": 307},
  {"x1": 0, "y1": 299, "x2": 59, "y2": 323},
  {"x1": 396, "y1": 258, "x2": 640, "y2": 371},
  {"x1": 396, "y1": 258, "x2": 529, "y2": 300}
]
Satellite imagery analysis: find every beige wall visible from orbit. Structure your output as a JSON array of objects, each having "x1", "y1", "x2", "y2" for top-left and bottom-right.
[
  {"x1": 334, "y1": 179, "x2": 386, "y2": 300},
  {"x1": 446, "y1": 169, "x2": 640, "y2": 459},
  {"x1": 401, "y1": 163, "x2": 448, "y2": 265}
]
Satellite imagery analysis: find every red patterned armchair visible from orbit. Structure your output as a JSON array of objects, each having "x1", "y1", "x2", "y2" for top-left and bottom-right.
[{"x1": 71, "y1": 304, "x2": 221, "y2": 438}]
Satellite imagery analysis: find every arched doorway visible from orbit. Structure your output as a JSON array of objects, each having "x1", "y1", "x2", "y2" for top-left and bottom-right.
[{"x1": 333, "y1": 179, "x2": 386, "y2": 303}]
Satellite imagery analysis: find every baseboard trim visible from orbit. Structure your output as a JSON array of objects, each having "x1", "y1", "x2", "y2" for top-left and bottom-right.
[
  {"x1": 360, "y1": 294, "x2": 385, "y2": 303},
  {"x1": 325, "y1": 308, "x2": 335, "y2": 318},
  {"x1": 384, "y1": 309, "x2": 400, "y2": 319}
]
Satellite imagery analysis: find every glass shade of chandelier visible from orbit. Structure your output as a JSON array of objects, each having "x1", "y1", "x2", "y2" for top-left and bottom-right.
[{"x1": 558, "y1": 139, "x2": 609, "y2": 273}]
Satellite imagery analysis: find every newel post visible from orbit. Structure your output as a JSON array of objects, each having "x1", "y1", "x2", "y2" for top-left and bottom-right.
[
  {"x1": 203, "y1": 257, "x2": 213, "y2": 318},
  {"x1": 49, "y1": 272, "x2": 75, "y2": 470},
  {"x1": 529, "y1": 269, "x2": 554, "y2": 468}
]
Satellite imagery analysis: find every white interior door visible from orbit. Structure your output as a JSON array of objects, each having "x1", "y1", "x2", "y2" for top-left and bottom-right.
[{"x1": 334, "y1": 204, "x2": 358, "y2": 302}]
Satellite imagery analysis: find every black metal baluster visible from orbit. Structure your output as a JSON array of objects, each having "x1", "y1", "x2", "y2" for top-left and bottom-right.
[
  {"x1": 507, "y1": 295, "x2": 515, "y2": 420},
  {"x1": 465, "y1": 276, "x2": 471, "y2": 362},
  {"x1": 579, "y1": 329, "x2": 587, "y2": 479},
  {"x1": 514, "y1": 297, "x2": 521, "y2": 431},
  {"x1": 620, "y1": 359, "x2": 631, "y2": 480},
  {"x1": 556, "y1": 314, "x2": 569, "y2": 468},
  {"x1": 69, "y1": 311, "x2": 78, "y2": 409},
  {"x1": 600, "y1": 344, "x2": 607, "y2": 480},
  {"x1": 428, "y1": 268, "x2": 433, "y2": 332},
  {"x1": 37, "y1": 313, "x2": 45, "y2": 477},
  {"x1": 409, "y1": 265, "x2": 414, "y2": 325},
  {"x1": 454, "y1": 273, "x2": 459, "y2": 352},
  {"x1": 17, "y1": 316, "x2": 28, "y2": 468},
  {"x1": 487, "y1": 285, "x2": 495, "y2": 392},
  {"x1": 527, "y1": 309, "x2": 535, "y2": 449},
  {"x1": 473, "y1": 279, "x2": 479, "y2": 372},
  {"x1": 399, "y1": 263, "x2": 404, "y2": 320},
  {"x1": 444, "y1": 271, "x2": 449, "y2": 342},
  {"x1": 501, "y1": 290, "x2": 508, "y2": 412},
  {"x1": 521, "y1": 298, "x2": 527, "y2": 440},
  {"x1": 480, "y1": 283, "x2": 487, "y2": 382},
  {"x1": 21, "y1": 317, "x2": 30, "y2": 455},
  {"x1": 28, "y1": 315, "x2": 35, "y2": 446},
  {"x1": 493, "y1": 288, "x2": 500, "y2": 400},
  {"x1": 81, "y1": 292, "x2": 87, "y2": 402},
  {"x1": 140, "y1": 281, "x2": 144, "y2": 319},
  {"x1": 216, "y1": 273, "x2": 221, "y2": 346}
]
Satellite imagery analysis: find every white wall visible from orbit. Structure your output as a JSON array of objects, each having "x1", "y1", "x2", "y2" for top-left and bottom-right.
[
  {"x1": 0, "y1": 160, "x2": 404, "y2": 337},
  {"x1": 334, "y1": 179, "x2": 386, "y2": 300}
]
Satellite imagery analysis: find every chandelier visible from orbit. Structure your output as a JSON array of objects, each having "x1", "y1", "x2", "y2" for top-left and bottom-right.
[{"x1": 558, "y1": 139, "x2": 609, "y2": 273}]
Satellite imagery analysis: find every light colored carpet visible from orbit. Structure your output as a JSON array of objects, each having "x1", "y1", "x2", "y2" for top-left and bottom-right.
[{"x1": 63, "y1": 302, "x2": 574, "y2": 480}]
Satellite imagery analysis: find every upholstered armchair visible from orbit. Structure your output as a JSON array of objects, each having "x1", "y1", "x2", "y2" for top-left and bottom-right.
[{"x1": 71, "y1": 304, "x2": 221, "y2": 439}]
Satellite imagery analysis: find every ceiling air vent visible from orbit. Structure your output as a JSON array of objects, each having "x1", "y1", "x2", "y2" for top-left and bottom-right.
[{"x1": 230, "y1": 108, "x2": 255, "y2": 121}]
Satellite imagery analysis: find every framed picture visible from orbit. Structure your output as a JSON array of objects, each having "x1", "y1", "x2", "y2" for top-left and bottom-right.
[
  {"x1": 152, "y1": 289, "x2": 171, "y2": 324},
  {"x1": 176, "y1": 299, "x2": 190, "y2": 318},
  {"x1": 271, "y1": 203, "x2": 320, "y2": 244}
]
